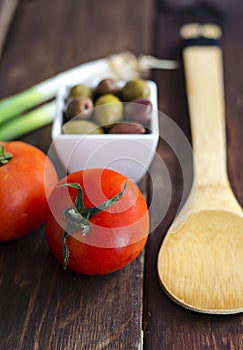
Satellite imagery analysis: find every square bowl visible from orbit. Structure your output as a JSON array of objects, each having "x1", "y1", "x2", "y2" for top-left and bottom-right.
[{"x1": 52, "y1": 80, "x2": 159, "y2": 183}]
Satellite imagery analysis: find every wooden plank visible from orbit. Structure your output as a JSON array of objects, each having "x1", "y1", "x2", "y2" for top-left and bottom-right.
[
  {"x1": 0, "y1": 0, "x2": 19, "y2": 58},
  {"x1": 0, "y1": 0, "x2": 155, "y2": 349},
  {"x1": 0, "y1": 227, "x2": 145, "y2": 349},
  {"x1": 144, "y1": 4, "x2": 243, "y2": 349},
  {"x1": 0, "y1": 0, "x2": 154, "y2": 98}
]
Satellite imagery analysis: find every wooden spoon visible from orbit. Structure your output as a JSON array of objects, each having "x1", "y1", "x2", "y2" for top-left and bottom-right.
[{"x1": 158, "y1": 23, "x2": 243, "y2": 314}]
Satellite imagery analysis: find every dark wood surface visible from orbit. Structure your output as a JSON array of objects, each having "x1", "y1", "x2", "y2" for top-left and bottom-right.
[{"x1": 0, "y1": 0, "x2": 242, "y2": 349}]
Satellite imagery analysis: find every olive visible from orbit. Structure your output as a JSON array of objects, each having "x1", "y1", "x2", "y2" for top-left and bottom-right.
[
  {"x1": 124, "y1": 98, "x2": 153, "y2": 124},
  {"x1": 64, "y1": 96, "x2": 93, "y2": 121},
  {"x1": 95, "y1": 78, "x2": 119, "y2": 97},
  {"x1": 69, "y1": 84, "x2": 93, "y2": 99},
  {"x1": 62, "y1": 120, "x2": 104, "y2": 134},
  {"x1": 94, "y1": 94, "x2": 123, "y2": 129},
  {"x1": 108, "y1": 122, "x2": 146, "y2": 134},
  {"x1": 121, "y1": 79, "x2": 151, "y2": 102}
]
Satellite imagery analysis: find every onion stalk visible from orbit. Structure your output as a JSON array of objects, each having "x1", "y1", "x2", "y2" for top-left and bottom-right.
[
  {"x1": 0, "y1": 57, "x2": 117, "y2": 124},
  {"x1": 0, "y1": 101, "x2": 55, "y2": 141}
]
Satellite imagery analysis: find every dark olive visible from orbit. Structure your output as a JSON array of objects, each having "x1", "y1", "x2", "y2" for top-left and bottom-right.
[
  {"x1": 64, "y1": 96, "x2": 93, "y2": 121},
  {"x1": 121, "y1": 79, "x2": 151, "y2": 102},
  {"x1": 62, "y1": 120, "x2": 104, "y2": 134},
  {"x1": 124, "y1": 98, "x2": 153, "y2": 124},
  {"x1": 95, "y1": 78, "x2": 119, "y2": 97},
  {"x1": 94, "y1": 94, "x2": 123, "y2": 129},
  {"x1": 69, "y1": 84, "x2": 93, "y2": 99},
  {"x1": 108, "y1": 122, "x2": 146, "y2": 134}
]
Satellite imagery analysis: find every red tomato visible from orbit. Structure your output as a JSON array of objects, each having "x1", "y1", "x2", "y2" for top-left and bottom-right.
[
  {"x1": 46, "y1": 168, "x2": 149, "y2": 275},
  {"x1": 0, "y1": 141, "x2": 58, "y2": 241}
]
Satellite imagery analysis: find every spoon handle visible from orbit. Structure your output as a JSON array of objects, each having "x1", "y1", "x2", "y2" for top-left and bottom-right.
[{"x1": 182, "y1": 24, "x2": 228, "y2": 187}]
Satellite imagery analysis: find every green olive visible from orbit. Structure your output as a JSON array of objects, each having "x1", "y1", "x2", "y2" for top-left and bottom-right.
[
  {"x1": 95, "y1": 78, "x2": 119, "y2": 97},
  {"x1": 64, "y1": 96, "x2": 93, "y2": 121},
  {"x1": 62, "y1": 120, "x2": 104, "y2": 134},
  {"x1": 69, "y1": 84, "x2": 93, "y2": 99},
  {"x1": 121, "y1": 79, "x2": 151, "y2": 102},
  {"x1": 94, "y1": 94, "x2": 123, "y2": 128}
]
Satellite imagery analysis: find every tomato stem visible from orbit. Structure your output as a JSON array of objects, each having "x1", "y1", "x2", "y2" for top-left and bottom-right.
[
  {"x1": 59, "y1": 180, "x2": 128, "y2": 270},
  {"x1": 0, "y1": 145, "x2": 12, "y2": 165},
  {"x1": 62, "y1": 229, "x2": 70, "y2": 270}
]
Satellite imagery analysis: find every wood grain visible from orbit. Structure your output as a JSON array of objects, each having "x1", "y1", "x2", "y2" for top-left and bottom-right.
[
  {"x1": 0, "y1": 1, "x2": 154, "y2": 349},
  {"x1": 0, "y1": 225, "x2": 145, "y2": 349},
  {"x1": 0, "y1": 0, "x2": 19, "y2": 58},
  {"x1": 143, "y1": 4, "x2": 243, "y2": 349},
  {"x1": 0, "y1": 0, "x2": 243, "y2": 348}
]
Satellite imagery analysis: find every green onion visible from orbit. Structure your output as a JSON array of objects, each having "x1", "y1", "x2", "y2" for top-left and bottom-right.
[
  {"x1": 0, "y1": 55, "x2": 123, "y2": 124},
  {"x1": 0, "y1": 101, "x2": 55, "y2": 141},
  {"x1": 0, "y1": 54, "x2": 131, "y2": 140},
  {"x1": 0, "y1": 89, "x2": 47, "y2": 125}
]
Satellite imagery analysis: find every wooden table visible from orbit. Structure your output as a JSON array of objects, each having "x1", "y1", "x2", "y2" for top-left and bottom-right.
[{"x1": 0, "y1": 1, "x2": 242, "y2": 349}]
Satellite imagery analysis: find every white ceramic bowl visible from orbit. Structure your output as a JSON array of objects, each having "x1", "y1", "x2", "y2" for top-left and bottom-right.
[{"x1": 52, "y1": 80, "x2": 159, "y2": 182}]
